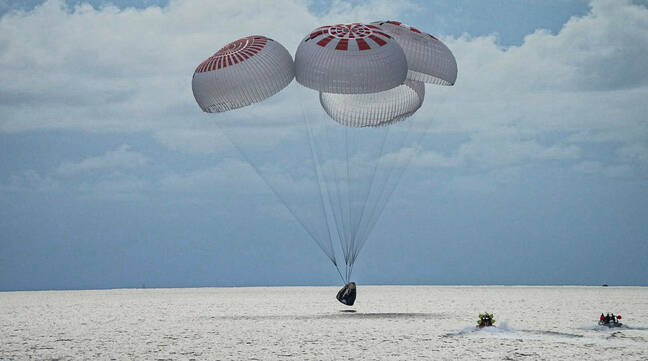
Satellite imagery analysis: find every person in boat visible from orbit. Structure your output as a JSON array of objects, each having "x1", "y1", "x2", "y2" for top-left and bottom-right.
[
  {"x1": 599, "y1": 312, "x2": 623, "y2": 327},
  {"x1": 477, "y1": 312, "x2": 495, "y2": 327}
]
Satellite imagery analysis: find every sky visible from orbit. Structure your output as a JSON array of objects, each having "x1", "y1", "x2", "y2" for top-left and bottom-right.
[{"x1": 0, "y1": 0, "x2": 647, "y2": 291}]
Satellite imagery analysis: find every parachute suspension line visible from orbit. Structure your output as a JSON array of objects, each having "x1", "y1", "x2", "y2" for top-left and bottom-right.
[
  {"x1": 346, "y1": 257, "x2": 352, "y2": 283},
  {"x1": 345, "y1": 128, "x2": 359, "y2": 270},
  {"x1": 322, "y1": 120, "x2": 349, "y2": 261},
  {"x1": 216, "y1": 123, "x2": 338, "y2": 268},
  {"x1": 314, "y1": 116, "x2": 352, "y2": 283},
  {"x1": 351, "y1": 124, "x2": 408, "y2": 265},
  {"x1": 302, "y1": 107, "x2": 337, "y2": 257},
  {"x1": 353, "y1": 118, "x2": 432, "y2": 263},
  {"x1": 347, "y1": 124, "x2": 392, "y2": 269},
  {"x1": 344, "y1": 125, "x2": 362, "y2": 278},
  {"x1": 325, "y1": 122, "x2": 351, "y2": 273},
  {"x1": 352, "y1": 123, "x2": 413, "y2": 263},
  {"x1": 344, "y1": 125, "x2": 361, "y2": 269},
  {"x1": 302, "y1": 106, "x2": 344, "y2": 279},
  {"x1": 352, "y1": 148, "x2": 413, "y2": 264},
  {"x1": 346, "y1": 262, "x2": 353, "y2": 283},
  {"x1": 303, "y1": 110, "x2": 361, "y2": 284},
  {"x1": 343, "y1": 126, "x2": 354, "y2": 273},
  {"x1": 335, "y1": 264, "x2": 346, "y2": 284},
  {"x1": 343, "y1": 126, "x2": 353, "y2": 267}
]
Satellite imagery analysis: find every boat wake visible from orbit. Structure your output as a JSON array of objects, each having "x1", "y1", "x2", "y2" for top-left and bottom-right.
[
  {"x1": 442, "y1": 322, "x2": 513, "y2": 337},
  {"x1": 444, "y1": 323, "x2": 582, "y2": 339},
  {"x1": 622, "y1": 325, "x2": 648, "y2": 331},
  {"x1": 519, "y1": 329, "x2": 583, "y2": 338},
  {"x1": 580, "y1": 324, "x2": 648, "y2": 331}
]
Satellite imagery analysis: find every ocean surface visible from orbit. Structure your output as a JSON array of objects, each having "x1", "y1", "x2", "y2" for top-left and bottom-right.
[{"x1": 1, "y1": 286, "x2": 647, "y2": 360}]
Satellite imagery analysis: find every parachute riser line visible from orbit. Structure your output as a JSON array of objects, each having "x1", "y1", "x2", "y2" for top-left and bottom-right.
[{"x1": 214, "y1": 120, "x2": 339, "y2": 269}]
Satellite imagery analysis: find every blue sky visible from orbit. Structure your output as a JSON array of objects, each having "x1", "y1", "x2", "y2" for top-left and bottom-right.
[{"x1": 1, "y1": 0, "x2": 647, "y2": 291}]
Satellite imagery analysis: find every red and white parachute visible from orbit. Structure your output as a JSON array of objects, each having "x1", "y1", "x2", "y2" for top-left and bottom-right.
[
  {"x1": 191, "y1": 22, "x2": 457, "y2": 284},
  {"x1": 371, "y1": 21, "x2": 457, "y2": 85},
  {"x1": 192, "y1": 35, "x2": 294, "y2": 113},
  {"x1": 295, "y1": 23, "x2": 407, "y2": 94}
]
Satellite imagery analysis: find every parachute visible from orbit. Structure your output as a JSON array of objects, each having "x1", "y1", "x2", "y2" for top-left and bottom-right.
[
  {"x1": 192, "y1": 35, "x2": 294, "y2": 112},
  {"x1": 370, "y1": 21, "x2": 457, "y2": 85},
  {"x1": 191, "y1": 23, "x2": 456, "y2": 291},
  {"x1": 319, "y1": 79, "x2": 425, "y2": 127},
  {"x1": 295, "y1": 23, "x2": 407, "y2": 94}
]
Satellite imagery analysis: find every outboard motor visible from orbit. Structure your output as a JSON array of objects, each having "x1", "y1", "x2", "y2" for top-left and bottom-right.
[{"x1": 336, "y1": 282, "x2": 357, "y2": 306}]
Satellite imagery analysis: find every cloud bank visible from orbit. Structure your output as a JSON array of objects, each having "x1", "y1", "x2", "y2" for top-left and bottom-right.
[
  {"x1": 0, "y1": 0, "x2": 646, "y2": 193},
  {"x1": 57, "y1": 144, "x2": 148, "y2": 175}
]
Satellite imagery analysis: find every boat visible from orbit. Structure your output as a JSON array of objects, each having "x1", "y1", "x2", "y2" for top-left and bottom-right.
[
  {"x1": 598, "y1": 314, "x2": 623, "y2": 327},
  {"x1": 599, "y1": 320, "x2": 623, "y2": 327},
  {"x1": 477, "y1": 312, "x2": 495, "y2": 328}
]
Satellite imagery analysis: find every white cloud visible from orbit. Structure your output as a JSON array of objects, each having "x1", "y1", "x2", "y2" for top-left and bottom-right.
[
  {"x1": 617, "y1": 143, "x2": 648, "y2": 165},
  {"x1": 153, "y1": 127, "x2": 230, "y2": 155},
  {"x1": 572, "y1": 160, "x2": 632, "y2": 177},
  {"x1": 66, "y1": 159, "x2": 264, "y2": 200},
  {"x1": 157, "y1": 158, "x2": 264, "y2": 193},
  {"x1": 0, "y1": 0, "x2": 646, "y2": 177},
  {"x1": 414, "y1": 167, "x2": 521, "y2": 196},
  {"x1": 441, "y1": 0, "x2": 648, "y2": 94},
  {"x1": 419, "y1": 0, "x2": 648, "y2": 169},
  {"x1": 448, "y1": 174, "x2": 497, "y2": 194},
  {"x1": 57, "y1": 144, "x2": 148, "y2": 175},
  {"x1": 410, "y1": 150, "x2": 460, "y2": 168},
  {"x1": 411, "y1": 137, "x2": 580, "y2": 169},
  {"x1": 0, "y1": 169, "x2": 58, "y2": 192},
  {"x1": 457, "y1": 138, "x2": 580, "y2": 167},
  {"x1": 78, "y1": 174, "x2": 148, "y2": 197},
  {"x1": 0, "y1": 0, "x2": 414, "y2": 132}
]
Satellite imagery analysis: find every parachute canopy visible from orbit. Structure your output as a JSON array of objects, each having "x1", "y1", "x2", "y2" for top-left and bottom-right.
[
  {"x1": 320, "y1": 79, "x2": 425, "y2": 127},
  {"x1": 295, "y1": 23, "x2": 407, "y2": 94},
  {"x1": 371, "y1": 21, "x2": 457, "y2": 85},
  {"x1": 192, "y1": 35, "x2": 294, "y2": 113}
]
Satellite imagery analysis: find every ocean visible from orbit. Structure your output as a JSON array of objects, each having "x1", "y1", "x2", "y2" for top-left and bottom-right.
[{"x1": 1, "y1": 286, "x2": 647, "y2": 360}]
